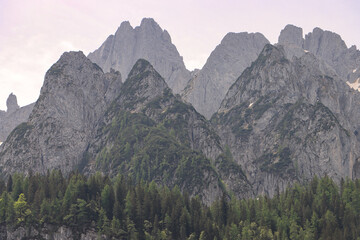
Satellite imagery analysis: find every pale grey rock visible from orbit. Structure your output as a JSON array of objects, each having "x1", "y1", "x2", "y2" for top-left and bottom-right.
[
  {"x1": 278, "y1": 24, "x2": 303, "y2": 47},
  {"x1": 0, "y1": 51, "x2": 122, "y2": 176},
  {"x1": 304, "y1": 27, "x2": 347, "y2": 62},
  {"x1": 6, "y1": 226, "x2": 27, "y2": 240},
  {"x1": 278, "y1": 25, "x2": 360, "y2": 83},
  {"x1": 277, "y1": 24, "x2": 306, "y2": 60},
  {"x1": 214, "y1": 44, "x2": 360, "y2": 196},
  {"x1": 0, "y1": 94, "x2": 34, "y2": 141},
  {"x1": 52, "y1": 226, "x2": 74, "y2": 240},
  {"x1": 304, "y1": 27, "x2": 360, "y2": 83},
  {"x1": 88, "y1": 18, "x2": 191, "y2": 93},
  {"x1": 182, "y1": 32, "x2": 269, "y2": 118},
  {"x1": 6, "y1": 93, "x2": 19, "y2": 114}
]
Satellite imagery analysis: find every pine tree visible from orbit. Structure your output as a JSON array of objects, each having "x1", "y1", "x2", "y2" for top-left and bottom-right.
[
  {"x1": 101, "y1": 184, "x2": 115, "y2": 220},
  {"x1": 14, "y1": 193, "x2": 31, "y2": 224}
]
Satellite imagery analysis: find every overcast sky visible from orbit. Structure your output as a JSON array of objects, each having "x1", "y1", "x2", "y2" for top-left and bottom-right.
[{"x1": 0, "y1": 0, "x2": 359, "y2": 110}]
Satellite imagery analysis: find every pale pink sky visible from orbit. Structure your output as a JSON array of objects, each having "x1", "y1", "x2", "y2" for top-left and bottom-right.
[{"x1": 0, "y1": 0, "x2": 359, "y2": 110}]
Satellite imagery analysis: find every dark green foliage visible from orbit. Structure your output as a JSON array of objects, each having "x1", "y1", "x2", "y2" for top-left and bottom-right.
[
  {"x1": 95, "y1": 107, "x2": 217, "y2": 195},
  {"x1": 0, "y1": 172, "x2": 359, "y2": 239}
]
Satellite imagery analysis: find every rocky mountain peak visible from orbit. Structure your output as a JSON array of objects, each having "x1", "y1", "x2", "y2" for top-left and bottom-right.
[
  {"x1": 139, "y1": 18, "x2": 161, "y2": 30},
  {"x1": 128, "y1": 59, "x2": 157, "y2": 78},
  {"x1": 118, "y1": 59, "x2": 169, "y2": 112},
  {"x1": 0, "y1": 51, "x2": 122, "y2": 176},
  {"x1": 43, "y1": 51, "x2": 100, "y2": 82},
  {"x1": 182, "y1": 31, "x2": 269, "y2": 118},
  {"x1": 255, "y1": 44, "x2": 287, "y2": 66},
  {"x1": 276, "y1": 25, "x2": 360, "y2": 84},
  {"x1": 304, "y1": 27, "x2": 347, "y2": 54},
  {"x1": 114, "y1": 21, "x2": 133, "y2": 37},
  {"x1": 52, "y1": 51, "x2": 87, "y2": 66},
  {"x1": 138, "y1": 18, "x2": 171, "y2": 42},
  {"x1": 88, "y1": 18, "x2": 190, "y2": 93},
  {"x1": 303, "y1": 27, "x2": 360, "y2": 83},
  {"x1": 118, "y1": 20, "x2": 132, "y2": 30},
  {"x1": 278, "y1": 24, "x2": 303, "y2": 47},
  {"x1": 221, "y1": 32, "x2": 269, "y2": 48},
  {"x1": 39, "y1": 51, "x2": 107, "y2": 106},
  {"x1": 6, "y1": 93, "x2": 19, "y2": 114}
]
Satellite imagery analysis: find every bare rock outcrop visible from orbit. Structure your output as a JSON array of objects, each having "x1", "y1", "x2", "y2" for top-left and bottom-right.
[
  {"x1": 182, "y1": 32, "x2": 269, "y2": 118},
  {"x1": 278, "y1": 24, "x2": 360, "y2": 85},
  {"x1": 0, "y1": 51, "x2": 122, "y2": 176},
  {"x1": 88, "y1": 18, "x2": 191, "y2": 93},
  {"x1": 0, "y1": 94, "x2": 34, "y2": 142}
]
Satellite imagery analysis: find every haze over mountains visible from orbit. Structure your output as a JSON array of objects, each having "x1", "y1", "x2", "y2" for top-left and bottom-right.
[{"x1": 0, "y1": 18, "x2": 360, "y2": 204}]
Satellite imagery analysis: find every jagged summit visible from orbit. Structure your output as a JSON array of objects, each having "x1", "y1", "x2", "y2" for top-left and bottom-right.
[
  {"x1": 88, "y1": 18, "x2": 190, "y2": 93},
  {"x1": 6, "y1": 93, "x2": 19, "y2": 114},
  {"x1": 139, "y1": 18, "x2": 162, "y2": 30},
  {"x1": 182, "y1": 31, "x2": 269, "y2": 118},
  {"x1": 219, "y1": 44, "x2": 289, "y2": 111},
  {"x1": 277, "y1": 25, "x2": 360, "y2": 84},
  {"x1": 119, "y1": 59, "x2": 169, "y2": 111},
  {"x1": 127, "y1": 58, "x2": 161, "y2": 80},
  {"x1": 278, "y1": 24, "x2": 303, "y2": 47},
  {"x1": 304, "y1": 27, "x2": 347, "y2": 57},
  {"x1": 118, "y1": 20, "x2": 132, "y2": 30},
  {"x1": 258, "y1": 44, "x2": 286, "y2": 60}
]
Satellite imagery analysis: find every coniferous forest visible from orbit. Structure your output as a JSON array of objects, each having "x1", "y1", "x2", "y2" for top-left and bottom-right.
[{"x1": 0, "y1": 171, "x2": 359, "y2": 240}]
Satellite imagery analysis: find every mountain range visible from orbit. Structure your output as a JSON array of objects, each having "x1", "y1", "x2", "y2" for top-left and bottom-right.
[{"x1": 0, "y1": 18, "x2": 359, "y2": 203}]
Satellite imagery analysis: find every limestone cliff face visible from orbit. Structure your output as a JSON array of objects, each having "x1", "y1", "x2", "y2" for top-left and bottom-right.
[
  {"x1": 88, "y1": 18, "x2": 191, "y2": 93},
  {"x1": 278, "y1": 25, "x2": 360, "y2": 85},
  {"x1": 82, "y1": 59, "x2": 252, "y2": 203},
  {"x1": 0, "y1": 51, "x2": 122, "y2": 176},
  {"x1": 304, "y1": 27, "x2": 360, "y2": 84},
  {"x1": 0, "y1": 94, "x2": 34, "y2": 142},
  {"x1": 213, "y1": 44, "x2": 360, "y2": 196},
  {"x1": 182, "y1": 32, "x2": 269, "y2": 118}
]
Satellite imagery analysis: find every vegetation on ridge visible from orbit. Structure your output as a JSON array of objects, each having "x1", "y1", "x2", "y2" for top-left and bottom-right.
[{"x1": 0, "y1": 172, "x2": 358, "y2": 239}]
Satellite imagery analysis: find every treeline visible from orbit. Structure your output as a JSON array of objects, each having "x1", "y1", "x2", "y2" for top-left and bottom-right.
[{"x1": 0, "y1": 171, "x2": 359, "y2": 239}]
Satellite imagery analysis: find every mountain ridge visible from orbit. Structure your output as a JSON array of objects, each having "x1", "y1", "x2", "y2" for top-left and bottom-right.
[
  {"x1": 213, "y1": 44, "x2": 360, "y2": 196},
  {"x1": 88, "y1": 18, "x2": 191, "y2": 94},
  {"x1": 0, "y1": 19, "x2": 359, "y2": 205}
]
